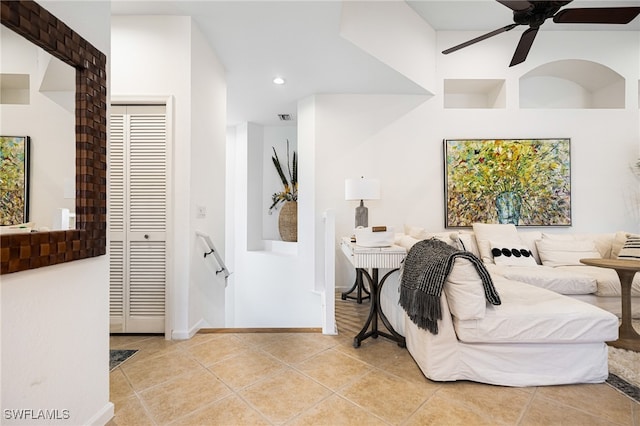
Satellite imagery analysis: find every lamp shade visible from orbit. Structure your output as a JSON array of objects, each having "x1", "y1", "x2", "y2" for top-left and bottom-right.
[{"x1": 345, "y1": 177, "x2": 380, "y2": 201}]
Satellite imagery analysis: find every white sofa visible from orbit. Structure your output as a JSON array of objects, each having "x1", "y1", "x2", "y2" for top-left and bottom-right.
[
  {"x1": 377, "y1": 227, "x2": 622, "y2": 387},
  {"x1": 403, "y1": 224, "x2": 640, "y2": 317}
]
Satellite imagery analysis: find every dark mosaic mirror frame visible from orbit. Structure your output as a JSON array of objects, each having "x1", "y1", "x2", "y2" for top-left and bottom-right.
[{"x1": 0, "y1": 0, "x2": 107, "y2": 274}]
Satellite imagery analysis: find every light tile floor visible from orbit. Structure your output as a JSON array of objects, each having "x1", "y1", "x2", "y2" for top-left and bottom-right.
[{"x1": 109, "y1": 308, "x2": 640, "y2": 425}]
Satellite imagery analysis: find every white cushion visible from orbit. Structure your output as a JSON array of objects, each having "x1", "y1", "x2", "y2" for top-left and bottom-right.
[
  {"x1": 443, "y1": 258, "x2": 486, "y2": 320},
  {"x1": 556, "y1": 265, "x2": 640, "y2": 297},
  {"x1": 427, "y1": 232, "x2": 458, "y2": 247},
  {"x1": 397, "y1": 233, "x2": 456, "y2": 250},
  {"x1": 535, "y1": 238, "x2": 601, "y2": 267},
  {"x1": 450, "y1": 231, "x2": 480, "y2": 257},
  {"x1": 517, "y1": 231, "x2": 543, "y2": 264},
  {"x1": 404, "y1": 225, "x2": 430, "y2": 240},
  {"x1": 398, "y1": 235, "x2": 420, "y2": 250},
  {"x1": 453, "y1": 276, "x2": 618, "y2": 343},
  {"x1": 489, "y1": 264, "x2": 597, "y2": 295},
  {"x1": 541, "y1": 232, "x2": 614, "y2": 259},
  {"x1": 488, "y1": 240, "x2": 537, "y2": 266},
  {"x1": 617, "y1": 233, "x2": 640, "y2": 260},
  {"x1": 472, "y1": 223, "x2": 519, "y2": 264}
]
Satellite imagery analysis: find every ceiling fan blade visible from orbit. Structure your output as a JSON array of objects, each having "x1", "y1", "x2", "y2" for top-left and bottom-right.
[
  {"x1": 443, "y1": 23, "x2": 519, "y2": 55},
  {"x1": 553, "y1": 7, "x2": 640, "y2": 24},
  {"x1": 496, "y1": 1, "x2": 534, "y2": 12},
  {"x1": 510, "y1": 27, "x2": 538, "y2": 67}
]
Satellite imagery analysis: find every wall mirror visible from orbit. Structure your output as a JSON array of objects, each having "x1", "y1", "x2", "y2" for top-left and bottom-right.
[
  {"x1": 0, "y1": 0, "x2": 107, "y2": 274},
  {"x1": 1, "y1": 25, "x2": 76, "y2": 229}
]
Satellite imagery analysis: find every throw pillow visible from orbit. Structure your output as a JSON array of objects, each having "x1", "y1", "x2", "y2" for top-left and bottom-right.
[
  {"x1": 489, "y1": 240, "x2": 538, "y2": 266},
  {"x1": 405, "y1": 225, "x2": 430, "y2": 240},
  {"x1": 542, "y1": 232, "x2": 612, "y2": 258},
  {"x1": 535, "y1": 239, "x2": 601, "y2": 267},
  {"x1": 450, "y1": 231, "x2": 481, "y2": 257},
  {"x1": 611, "y1": 231, "x2": 629, "y2": 259},
  {"x1": 617, "y1": 234, "x2": 640, "y2": 260},
  {"x1": 472, "y1": 223, "x2": 519, "y2": 264},
  {"x1": 426, "y1": 232, "x2": 457, "y2": 247},
  {"x1": 398, "y1": 235, "x2": 420, "y2": 250}
]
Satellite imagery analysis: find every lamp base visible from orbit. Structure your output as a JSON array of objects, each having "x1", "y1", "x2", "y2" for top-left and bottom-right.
[{"x1": 355, "y1": 200, "x2": 368, "y2": 228}]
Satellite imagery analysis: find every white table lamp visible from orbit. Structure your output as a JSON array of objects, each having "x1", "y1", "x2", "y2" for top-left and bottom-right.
[{"x1": 345, "y1": 177, "x2": 380, "y2": 228}]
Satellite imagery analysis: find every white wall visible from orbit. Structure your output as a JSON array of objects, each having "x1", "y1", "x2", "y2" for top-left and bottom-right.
[
  {"x1": 302, "y1": 28, "x2": 639, "y2": 291},
  {"x1": 0, "y1": 27, "x2": 75, "y2": 229},
  {"x1": 111, "y1": 15, "x2": 227, "y2": 336},
  {"x1": 0, "y1": 1, "x2": 112, "y2": 424},
  {"x1": 189, "y1": 22, "x2": 227, "y2": 329},
  {"x1": 226, "y1": 122, "x2": 321, "y2": 328},
  {"x1": 339, "y1": 1, "x2": 436, "y2": 93}
]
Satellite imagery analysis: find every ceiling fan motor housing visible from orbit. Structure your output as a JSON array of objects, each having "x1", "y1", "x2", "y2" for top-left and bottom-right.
[{"x1": 513, "y1": 1, "x2": 573, "y2": 27}]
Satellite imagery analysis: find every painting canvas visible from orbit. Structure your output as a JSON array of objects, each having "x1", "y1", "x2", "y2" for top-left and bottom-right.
[
  {"x1": 444, "y1": 138, "x2": 571, "y2": 227},
  {"x1": 0, "y1": 136, "x2": 30, "y2": 225}
]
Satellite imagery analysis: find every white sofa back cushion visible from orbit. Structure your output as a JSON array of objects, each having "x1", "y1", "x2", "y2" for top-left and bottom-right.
[
  {"x1": 398, "y1": 235, "x2": 420, "y2": 250},
  {"x1": 541, "y1": 232, "x2": 614, "y2": 259},
  {"x1": 536, "y1": 238, "x2": 601, "y2": 267},
  {"x1": 472, "y1": 223, "x2": 520, "y2": 264},
  {"x1": 397, "y1": 233, "x2": 457, "y2": 250},
  {"x1": 517, "y1": 231, "x2": 543, "y2": 264},
  {"x1": 450, "y1": 231, "x2": 480, "y2": 257}
]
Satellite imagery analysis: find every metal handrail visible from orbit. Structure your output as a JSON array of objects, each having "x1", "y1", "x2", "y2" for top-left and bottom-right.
[{"x1": 195, "y1": 230, "x2": 231, "y2": 283}]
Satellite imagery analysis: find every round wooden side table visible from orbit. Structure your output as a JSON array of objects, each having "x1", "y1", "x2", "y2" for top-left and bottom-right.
[{"x1": 580, "y1": 258, "x2": 640, "y2": 352}]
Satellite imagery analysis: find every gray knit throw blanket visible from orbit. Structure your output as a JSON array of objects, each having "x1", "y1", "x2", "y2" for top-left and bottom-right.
[{"x1": 399, "y1": 238, "x2": 501, "y2": 335}]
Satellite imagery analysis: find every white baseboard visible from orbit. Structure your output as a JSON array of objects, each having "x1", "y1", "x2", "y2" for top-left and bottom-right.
[
  {"x1": 88, "y1": 402, "x2": 114, "y2": 426},
  {"x1": 172, "y1": 318, "x2": 205, "y2": 340}
]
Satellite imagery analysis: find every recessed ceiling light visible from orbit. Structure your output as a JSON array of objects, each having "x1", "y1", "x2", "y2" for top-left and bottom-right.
[{"x1": 273, "y1": 77, "x2": 286, "y2": 85}]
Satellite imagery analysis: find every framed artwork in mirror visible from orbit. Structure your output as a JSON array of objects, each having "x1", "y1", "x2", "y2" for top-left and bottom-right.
[
  {"x1": 444, "y1": 138, "x2": 571, "y2": 228},
  {"x1": 0, "y1": 136, "x2": 30, "y2": 225}
]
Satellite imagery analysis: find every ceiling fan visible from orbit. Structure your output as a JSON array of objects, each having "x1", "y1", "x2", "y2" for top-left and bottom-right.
[{"x1": 442, "y1": 1, "x2": 640, "y2": 67}]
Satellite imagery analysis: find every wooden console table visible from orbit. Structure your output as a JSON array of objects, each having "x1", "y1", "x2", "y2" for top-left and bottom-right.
[
  {"x1": 341, "y1": 238, "x2": 406, "y2": 348},
  {"x1": 580, "y1": 258, "x2": 640, "y2": 352}
]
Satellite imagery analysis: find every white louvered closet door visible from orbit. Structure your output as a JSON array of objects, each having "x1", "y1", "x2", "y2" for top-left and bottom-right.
[{"x1": 109, "y1": 105, "x2": 167, "y2": 333}]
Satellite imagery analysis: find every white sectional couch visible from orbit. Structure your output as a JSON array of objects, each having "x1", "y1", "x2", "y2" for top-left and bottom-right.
[
  {"x1": 375, "y1": 224, "x2": 634, "y2": 386},
  {"x1": 443, "y1": 224, "x2": 640, "y2": 316}
]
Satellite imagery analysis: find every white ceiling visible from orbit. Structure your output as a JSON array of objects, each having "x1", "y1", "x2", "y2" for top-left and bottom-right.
[
  {"x1": 408, "y1": 1, "x2": 640, "y2": 31},
  {"x1": 111, "y1": 0, "x2": 640, "y2": 126}
]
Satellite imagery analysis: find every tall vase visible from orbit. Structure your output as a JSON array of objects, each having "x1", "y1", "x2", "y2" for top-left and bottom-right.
[
  {"x1": 495, "y1": 191, "x2": 522, "y2": 225},
  {"x1": 278, "y1": 201, "x2": 298, "y2": 242}
]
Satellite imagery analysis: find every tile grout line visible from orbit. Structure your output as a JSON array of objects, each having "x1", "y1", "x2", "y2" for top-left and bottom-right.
[
  {"x1": 116, "y1": 365, "x2": 161, "y2": 426},
  {"x1": 515, "y1": 386, "x2": 538, "y2": 425},
  {"x1": 533, "y1": 388, "x2": 631, "y2": 425}
]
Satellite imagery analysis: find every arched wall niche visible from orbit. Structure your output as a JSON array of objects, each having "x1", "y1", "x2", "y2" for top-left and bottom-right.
[{"x1": 520, "y1": 59, "x2": 625, "y2": 109}]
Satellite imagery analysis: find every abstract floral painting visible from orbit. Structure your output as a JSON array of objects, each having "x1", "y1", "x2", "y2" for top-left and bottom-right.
[
  {"x1": 444, "y1": 138, "x2": 571, "y2": 227},
  {"x1": 0, "y1": 136, "x2": 30, "y2": 225}
]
